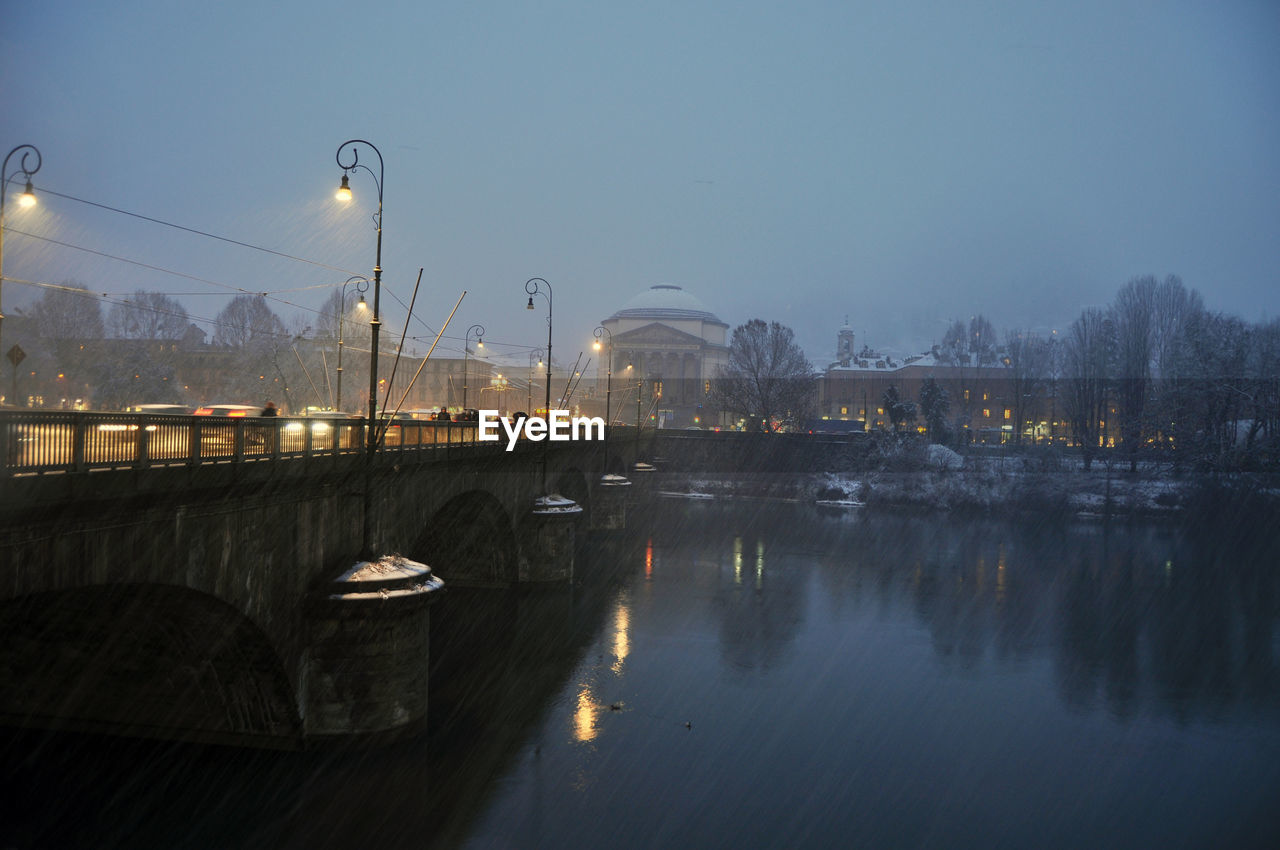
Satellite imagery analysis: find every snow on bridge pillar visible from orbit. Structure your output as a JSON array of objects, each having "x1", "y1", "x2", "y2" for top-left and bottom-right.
[
  {"x1": 517, "y1": 495, "x2": 583, "y2": 583},
  {"x1": 591, "y1": 474, "x2": 631, "y2": 531},
  {"x1": 303, "y1": 555, "x2": 444, "y2": 738}
]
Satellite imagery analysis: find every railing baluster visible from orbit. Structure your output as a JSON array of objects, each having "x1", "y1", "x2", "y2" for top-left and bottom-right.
[
  {"x1": 72, "y1": 414, "x2": 86, "y2": 472},
  {"x1": 136, "y1": 415, "x2": 150, "y2": 469}
]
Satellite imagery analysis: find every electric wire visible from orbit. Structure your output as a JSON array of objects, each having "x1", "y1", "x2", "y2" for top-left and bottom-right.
[{"x1": 34, "y1": 185, "x2": 364, "y2": 277}]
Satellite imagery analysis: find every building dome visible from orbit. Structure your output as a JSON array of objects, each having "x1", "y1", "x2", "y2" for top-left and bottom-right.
[{"x1": 608, "y1": 284, "x2": 725, "y2": 325}]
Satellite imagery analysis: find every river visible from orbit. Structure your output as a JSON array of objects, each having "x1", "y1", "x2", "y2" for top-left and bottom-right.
[{"x1": 3, "y1": 500, "x2": 1278, "y2": 848}]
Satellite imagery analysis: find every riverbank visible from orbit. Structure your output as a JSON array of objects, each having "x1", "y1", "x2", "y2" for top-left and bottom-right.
[{"x1": 646, "y1": 464, "x2": 1280, "y2": 522}]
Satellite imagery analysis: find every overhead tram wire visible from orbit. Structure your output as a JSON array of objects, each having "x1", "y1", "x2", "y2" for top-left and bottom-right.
[
  {"x1": 8, "y1": 276, "x2": 312, "y2": 345},
  {"x1": 5, "y1": 227, "x2": 420, "y2": 338},
  {"x1": 34, "y1": 186, "x2": 364, "y2": 278},
  {"x1": 8, "y1": 188, "x2": 500, "y2": 358}
]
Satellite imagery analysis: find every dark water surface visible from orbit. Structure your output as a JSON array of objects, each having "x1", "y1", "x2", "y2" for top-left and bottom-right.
[{"x1": 4, "y1": 502, "x2": 1279, "y2": 849}]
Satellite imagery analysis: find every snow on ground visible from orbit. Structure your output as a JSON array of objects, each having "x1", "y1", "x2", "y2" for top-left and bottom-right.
[
  {"x1": 926, "y1": 444, "x2": 964, "y2": 470},
  {"x1": 647, "y1": 459, "x2": 1247, "y2": 518}
]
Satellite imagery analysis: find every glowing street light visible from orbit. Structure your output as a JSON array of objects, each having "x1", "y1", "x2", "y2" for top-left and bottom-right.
[
  {"x1": 462, "y1": 323, "x2": 485, "y2": 412},
  {"x1": 524, "y1": 277, "x2": 553, "y2": 493},
  {"x1": 335, "y1": 275, "x2": 369, "y2": 412},
  {"x1": 593, "y1": 325, "x2": 614, "y2": 473},
  {"x1": 333, "y1": 139, "x2": 385, "y2": 455},
  {"x1": 1, "y1": 143, "x2": 42, "y2": 356}
]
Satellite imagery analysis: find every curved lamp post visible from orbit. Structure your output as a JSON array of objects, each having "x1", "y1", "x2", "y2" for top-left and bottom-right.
[
  {"x1": 593, "y1": 325, "x2": 613, "y2": 472},
  {"x1": 525, "y1": 277, "x2": 553, "y2": 493},
  {"x1": 636, "y1": 376, "x2": 644, "y2": 454},
  {"x1": 336, "y1": 275, "x2": 369, "y2": 411},
  {"x1": 334, "y1": 139, "x2": 384, "y2": 454},
  {"x1": 1, "y1": 144, "x2": 41, "y2": 357},
  {"x1": 462, "y1": 323, "x2": 485, "y2": 412}
]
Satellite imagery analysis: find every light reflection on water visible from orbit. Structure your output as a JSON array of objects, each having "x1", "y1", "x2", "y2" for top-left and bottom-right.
[
  {"x1": 1, "y1": 502, "x2": 1278, "y2": 849},
  {"x1": 457, "y1": 503, "x2": 1280, "y2": 850}
]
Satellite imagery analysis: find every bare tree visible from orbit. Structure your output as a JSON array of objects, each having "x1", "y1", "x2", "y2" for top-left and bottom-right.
[
  {"x1": 29, "y1": 281, "x2": 104, "y2": 344},
  {"x1": 938, "y1": 320, "x2": 969, "y2": 366},
  {"x1": 1064, "y1": 308, "x2": 1113, "y2": 470},
  {"x1": 713, "y1": 319, "x2": 815, "y2": 432},
  {"x1": 1110, "y1": 277, "x2": 1156, "y2": 470},
  {"x1": 1245, "y1": 318, "x2": 1280, "y2": 458},
  {"x1": 1004, "y1": 329, "x2": 1051, "y2": 445},
  {"x1": 213, "y1": 295, "x2": 287, "y2": 351},
  {"x1": 315, "y1": 288, "x2": 372, "y2": 343},
  {"x1": 105, "y1": 290, "x2": 190, "y2": 340},
  {"x1": 210, "y1": 295, "x2": 289, "y2": 402},
  {"x1": 1172, "y1": 310, "x2": 1251, "y2": 469},
  {"x1": 969, "y1": 314, "x2": 998, "y2": 365},
  {"x1": 28, "y1": 282, "x2": 104, "y2": 393},
  {"x1": 1149, "y1": 275, "x2": 1204, "y2": 451}
]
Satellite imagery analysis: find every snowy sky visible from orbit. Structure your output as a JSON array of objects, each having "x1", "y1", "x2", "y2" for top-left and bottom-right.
[{"x1": 3, "y1": 0, "x2": 1277, "y2": 364}]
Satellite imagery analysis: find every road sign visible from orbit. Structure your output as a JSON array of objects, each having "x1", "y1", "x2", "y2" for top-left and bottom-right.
[{"x1": 5, "y1": 345, "x2": 24, "y2": 368}]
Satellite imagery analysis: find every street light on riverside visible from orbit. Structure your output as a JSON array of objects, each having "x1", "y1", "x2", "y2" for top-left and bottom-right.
[
  {"x1": 462, "y1": 323, "x2": 485, "y2": 412},
  {"x1": 525, "y1": 277, "x2": 553, "y2": 493},
  {"x1": 333, "y1": 139, "x2": 384, "y2": 454},
  {"x1": 336, "y1": 276, "x2": 369, "y2": 411},
  {"x1": 593, "y1": 325, "x2": 614, "y2": 473},
  {"x1": 1, "y1": 144, "x2": 41, "y2": 356}
]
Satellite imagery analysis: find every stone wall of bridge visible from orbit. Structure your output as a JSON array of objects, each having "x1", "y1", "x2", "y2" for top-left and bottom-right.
[{"x1": 0, "y1": 435, "x2": 624, "y2": 747}]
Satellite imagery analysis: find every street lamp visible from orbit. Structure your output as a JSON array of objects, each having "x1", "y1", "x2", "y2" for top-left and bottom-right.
[
  {"x1": 593, "y1": 326, "x2": 613, "y2": 472},
  {"x1": 525, "y1": 277, "x2": 553, "y2": 493},
  {"x1": 336, "y1": 275, "x2": 369, "y2": 411},
  {"x1": 635, "y1": 376, "x2": 645, "y2": 464},
  {"x1": 333, "y1": 139, "x2": 384, "y2": 455},
  {"x1": 462, "y1": 323, "x2": 485, "y2": 412},
  {"x1": 1, "y1": 144, "x2": 42, "y2": 356}
]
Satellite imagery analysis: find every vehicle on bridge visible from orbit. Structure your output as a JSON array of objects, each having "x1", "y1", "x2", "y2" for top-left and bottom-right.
[{"x1": 193, "y1": 403, "x2": 261, "y2": 417}]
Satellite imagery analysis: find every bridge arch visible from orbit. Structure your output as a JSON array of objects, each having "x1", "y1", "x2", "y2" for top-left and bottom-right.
[
  {"x1": 0, "y1": 583, "x2": 300, "y2": 746},
  {"x1": 414, "y1": 490, "x2": 518, "y2": 586}
]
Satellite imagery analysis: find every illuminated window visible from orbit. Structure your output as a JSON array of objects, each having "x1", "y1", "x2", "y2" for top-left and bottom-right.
[
  {"x1": 840, "y1": 406, "x2": 848, "y2": 415},
  {"x1": 1003, "y1": 409, "x2": 1011, "y2": 420},
  {"x1": 982, "y1": 392, "x2": 989, "y2": 401},
  {"x1": 983, "y1": 408, "x2": 991, "y2": 419},
  {"x1": 877, "y1": 407, "x2": 884, "y2": 415},
  {"x1": 963, "y1": 389, "x2": 970, "y2": 401}
]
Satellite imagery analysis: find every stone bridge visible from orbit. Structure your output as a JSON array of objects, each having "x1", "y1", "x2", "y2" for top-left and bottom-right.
[{"x1": 0, "y1": 414, "x2": 646, "y2": 748}]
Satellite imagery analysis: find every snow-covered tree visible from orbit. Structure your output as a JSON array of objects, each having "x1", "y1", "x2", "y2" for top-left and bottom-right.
[{"x1": 918, "y1": 377, "x2": 950, "y2": 444}]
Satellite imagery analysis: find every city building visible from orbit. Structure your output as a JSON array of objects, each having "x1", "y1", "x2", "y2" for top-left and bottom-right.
[
  {"x1": 817, "y1": 320, "x2": 1090, "y2": 444},
  {"x1": 596, "y1": 284, "x2": 729, "y2": 427}
]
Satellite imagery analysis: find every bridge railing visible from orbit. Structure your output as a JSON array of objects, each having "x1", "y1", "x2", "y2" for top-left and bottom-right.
[{"x1": 0, "y1": 411, "x2": 485, "y2": 476}]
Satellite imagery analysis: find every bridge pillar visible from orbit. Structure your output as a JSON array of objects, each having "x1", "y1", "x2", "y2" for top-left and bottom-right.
[
  {"x1": 591, "y1": 474, "x2": 631, "y2": 531},
  {"x1": 517, "y1": 496, "x2": 583, "y2": 583},
  {"x1": 304, "y1": 555, "x2": 444, "y2": 738},
  {"x1": 628, "y1": 461, "x2": 657, "y2": 505}
]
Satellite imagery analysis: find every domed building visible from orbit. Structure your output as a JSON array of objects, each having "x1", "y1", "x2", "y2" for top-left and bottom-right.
[{"x1": 597, "y1": 284, "x2": 728, "y2": 426}]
